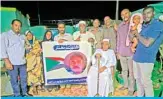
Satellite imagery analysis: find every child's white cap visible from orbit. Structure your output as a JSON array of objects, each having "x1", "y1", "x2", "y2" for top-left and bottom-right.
[{"x1": 102, "y1": 39, "x2": 110, "y2": 43}]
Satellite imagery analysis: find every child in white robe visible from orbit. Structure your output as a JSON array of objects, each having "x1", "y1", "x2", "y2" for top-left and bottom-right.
[{"x1": 87, "y1": 39, "x2": 116, "y2": 97}]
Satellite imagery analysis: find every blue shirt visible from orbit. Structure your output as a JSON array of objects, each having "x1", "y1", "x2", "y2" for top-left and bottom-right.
[
  {"x1": 0, "y1": 30, "x2": 26, "y2": 65},
  {"x1": 133, "y1": 19, "x2": 163, "y2": 63}
]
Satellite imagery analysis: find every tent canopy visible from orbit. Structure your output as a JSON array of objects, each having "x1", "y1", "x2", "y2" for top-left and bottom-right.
[{"x1": 132, "y1": 2, "x2": 163, "y2": 19}]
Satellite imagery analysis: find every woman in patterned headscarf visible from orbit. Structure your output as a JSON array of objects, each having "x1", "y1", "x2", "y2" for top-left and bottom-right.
[{"x1": 25, "y1": 30, "x2": 44, "y2": 95}]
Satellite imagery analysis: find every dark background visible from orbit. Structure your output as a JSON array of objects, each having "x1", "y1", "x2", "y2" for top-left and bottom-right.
[{"x1": 1, "y1": 1, "x2": 161, "y2": 25}]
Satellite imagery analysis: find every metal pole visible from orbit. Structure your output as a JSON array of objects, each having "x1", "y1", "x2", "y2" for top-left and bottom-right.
[
  {"x1": 115, "y1": 0, "x2": 119, "y2": 21},
  {"x1": 37, "y1": 2, "x2": 41, "y2": 25}
]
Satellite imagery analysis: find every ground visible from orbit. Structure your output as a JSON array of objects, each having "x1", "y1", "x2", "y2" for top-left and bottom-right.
[{"x1": 28, "y1": 84, "x2": 137, "y2": 97}]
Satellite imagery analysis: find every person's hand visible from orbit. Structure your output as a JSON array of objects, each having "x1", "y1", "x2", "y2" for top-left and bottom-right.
[
  {"x1": 30, "y1": 51, "x2": 35, "y2": 56},
  {"x1": 31, "y1": 71, "x2": 37, "y2": 77},
  {"x1": 131, "y1": 47, "x2": 136, "y2": 53},
  {"x1": 40, "y1": 49, "x2": 43, "y2": 52},
  {"x1": 5, "y1": 61, "x2": 13, "y2": 70},
  {"x1": 131, "y1": 25, "x2": 137, "y2": 31},
  {"x1": 116, "y1": 53, "x2": 120, "y2": 60},
  {"x1": 113, "y1": 23, "x2": 118, "y2": 31},
  {"x1": 75, "y1": 36, "x2": 81, "y2": 41},
  {"x1": 134, "y1": 31, "x2": 139, "y2": 37},
  {"x1": 88, "y1": 38, "x2": 94, "y2": 43},
  {"x1": 58, "y1": 39, "x2": 65, "y2": 43},
  {"x1": 26, "y1": 45, "x2": 32, "y2": 50},
  {"x1": 99, "y1": 66, "x2": 107, "y2": 73},
  {"x1": 95, "y1": 53, "x2": 101, "y2": 59}
]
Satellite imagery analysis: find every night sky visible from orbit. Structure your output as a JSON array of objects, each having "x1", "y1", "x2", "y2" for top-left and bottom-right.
[{"x1": 1, "y1": 1, "x2": 161, "y2": 25}]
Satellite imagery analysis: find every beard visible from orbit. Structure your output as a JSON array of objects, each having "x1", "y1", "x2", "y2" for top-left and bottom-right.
[
  {"x1": 71, "y1": 65, "x2": 83, "y2": 74},
  {"x1": 13, "y1": 29, "x2": 20, "y2": 33},
  {"x1": 124, "y1": 18, "x2": 129, "y2": 22},
  {"x1": 59, "y1": 31, "x2": 65, "y2": 34},
  {"x1": 144, "y1": 17, "x2": 152, "y2": 24}
]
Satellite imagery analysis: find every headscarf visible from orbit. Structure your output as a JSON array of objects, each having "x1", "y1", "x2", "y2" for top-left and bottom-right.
[
  {"x1": 25, "y1": 30, "x2": 35, "y2": 45},
  {"x1": 126, "y1": 13, "x2": 143, "y2": 46},
  {"x1": 43, "y1": 30, "x2": 54, "y2": 41}
]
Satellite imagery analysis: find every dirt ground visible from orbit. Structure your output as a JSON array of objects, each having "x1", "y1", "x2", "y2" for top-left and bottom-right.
[{"x1": 29, "y1": 84, "x2": 137, "y2": 97}]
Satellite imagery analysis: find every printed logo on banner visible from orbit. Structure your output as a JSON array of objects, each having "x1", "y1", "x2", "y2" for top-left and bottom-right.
[
  {"x1": 53, "y1": 45, "x2": 80, "y2": 50},
  {"x1": 42, "y1": 42, "x2": 92, "y2": 85}
]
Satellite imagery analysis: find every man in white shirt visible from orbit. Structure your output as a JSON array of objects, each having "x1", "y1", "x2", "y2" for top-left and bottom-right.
[{"x1": 73, "y1": 21, "x2": 96, "y2": 46}]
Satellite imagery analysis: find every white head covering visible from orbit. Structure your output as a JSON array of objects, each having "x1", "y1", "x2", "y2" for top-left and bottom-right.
[
  {"x1": 78, "y1": 20, "x2": 86, "y2": 25},
  {"x1": 126, "y1": 13, "x2": 143, "y2": 46},
  {"x1": 102, "y1": 39, "x2": 110, "y2": 43},
  {"x1": 129, "y1": 13, "x2": 143, "y2": 33},
  {"x1": 25, "y1": 30, "x2": 33, "y2": 35}
]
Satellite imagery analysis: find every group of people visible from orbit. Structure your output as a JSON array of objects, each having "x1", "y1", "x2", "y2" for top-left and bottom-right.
[
  {"x1": 1, "y1": 6, "x2": 163, "y2": 97},
  {"x1": 117, "y1": 6, "x2": 163, "y2": 97}
]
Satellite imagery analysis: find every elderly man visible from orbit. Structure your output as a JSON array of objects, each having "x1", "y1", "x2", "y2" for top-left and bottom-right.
[
  {"x1": 73, "y1": 20, "x2": 97, "y2": 50},
  {"x1": 0, "y1": 19, "x2": 31, "y2": 97},
  {"x1": 89, "y1": 19, "x2": 104, "y2": 49},
  {"x1": 132, "y1": 6, "x2": 163, "y2": 97},
  {"x1": 102, "y1": 16, "x2": 117, "y2": 52},
  {"x1": 103, "y1": 16, "x2": 111, "y2": 28},
  {"x1": 116, "y1": 9, "x2": 135, "y2": 96},
  {"x1": 87, "y1": 39, "x2": 116, "y2": 97}
]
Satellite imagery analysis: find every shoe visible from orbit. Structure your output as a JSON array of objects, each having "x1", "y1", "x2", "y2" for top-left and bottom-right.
[
  {"x1": 13, "y1": 95, "x2": 22, "y2": 97},
  {"x1": 127, "y1": 91, "x2": 134, "y2": 96},
  {"x1": 47, "y1": 87, "x2": 53, "y2": 92},
  {"x1": 119, "y1": 86, "x2": 128, "y2": 90},
  {"x1": 22, "y1": 93, "x2": 33, "y2": 97},
  {"x1": 54, "y1": 85, "x2": 60, "y2": 91}
]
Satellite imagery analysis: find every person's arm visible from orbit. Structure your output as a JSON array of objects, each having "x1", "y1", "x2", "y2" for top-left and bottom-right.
[
  {"x1": 129, "y1": 30, "x2": 137, "y2": 41},
  {"x1": 88, "y1": 32, "x2": 97, "y2": 44},
  {"x1": 136, "y1": 22, "x2": 163, "y2": 47},
  {"x1": 91, "y1": 49, "x2": 102, "y2": 65},
  {"x1": 113, "y1": 23, "x2": 118, "y2": 32},
  {"x1": 0, "y1": 34, "x2": 13, "y2": 70},
  {"x1": 87, "y1": 49, "x2": 101, "y2": 73},
  {"x1": 108, "y1": 51, "x2": 116, "y2": 78},
  {"x1": 116, "y1": 26, "x2": 120, "y2": 59},
  {"x1": 131, "y1": 37, "x2": 138, "y2": 53},
  {"x1": 135, "y1": 32, "x2": 158, "y2": 47},
  {"x1": 99, "y1": 50, "x2": 117, "y2": 74},
  {"x1": 54, "y1": 35, "x2": 58, "y2": 41},
  {"x1": 30, "y1": 41, "x2": 41, "y2": 55},
  {"x1": 73, "y1": 32, "x2": 80, "y2": 41},
  {"x1": 110, "y1": 66, "x2": 114, "y2": 78},
  {"x1": 67, "y1": 34, "x2": 73, "y2": 41},
  {"x1": 132, "y1": 37, "x2": 138, "y2": 47}
]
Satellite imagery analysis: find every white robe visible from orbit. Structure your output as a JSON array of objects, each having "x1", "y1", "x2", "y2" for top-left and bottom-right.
[
  {"x1": 73, "y1": 31, "x2": 97, "y2": 47},
  {"x1": 87, "y1": 49, "x2": 116, "y2": 97}
]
